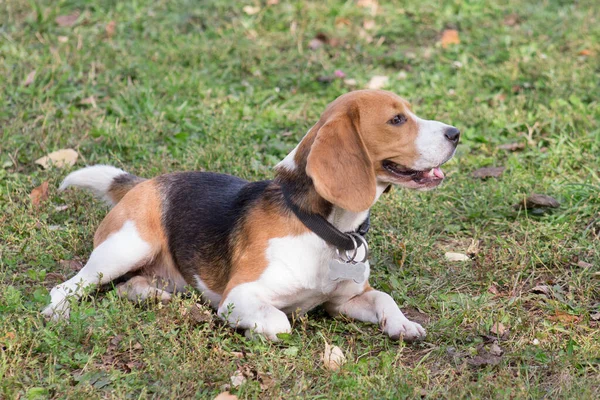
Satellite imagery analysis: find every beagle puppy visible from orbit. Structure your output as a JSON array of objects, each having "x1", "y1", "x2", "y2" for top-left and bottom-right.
[{"x1": 43, "y1": 90, "x2": 459, "y2": 341}]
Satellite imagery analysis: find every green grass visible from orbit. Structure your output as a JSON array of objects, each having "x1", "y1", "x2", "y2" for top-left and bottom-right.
[{"x1": 1, "y1": 0, "x2": 599, "y2": 398}]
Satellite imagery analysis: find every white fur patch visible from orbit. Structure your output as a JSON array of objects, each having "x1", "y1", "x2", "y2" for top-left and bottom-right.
[
  {"x1": 275, "y1": 145, "x2": 298, "y2": 171},
  {"x1": 193, "y1": 275, "x2": 222, "y2": 307},
  {"x1": 410, "y1": 113, "x2": 456, "y2": 170},
  {"x1": 59, "y1": 165, "x2": 126, "y2": 205}
]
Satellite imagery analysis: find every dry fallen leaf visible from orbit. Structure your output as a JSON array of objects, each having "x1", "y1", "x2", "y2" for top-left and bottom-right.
[
  {"x1": 35, "y1": 148, "x2": 78, "y2": 169},
  {"x1": 578, "y1": 49, "x2": 592, "y2": 56},
  {"x1": 503, "y1": 13, "x2": 520, "y2": 26},
  {"x1": 440, "y1": 29, "x2": 460, "y2": 48},
  {"x1": 366, "y1": 75, "x2": 389, "y2": 90},
  {"x1": 467, "y1": 353, "x2": 501, "y2": 367},
  {"x1": 531, "y1": 285, "x2": 551, "y2": 295},
  {"x1": 59, "y1": 259, "x2": 84, "y2": 271},
  {"x1": 444, "y1": 252, "x2": 470, "y2": 262},
  {"x1": 321, "y1": 343, "x2": 346, "y2": 370},
  {"x1": 267, "y1": 0, "x2": 279, "y2": 5},
  {"x1": 106, "y1": 20, "x2": 116, "y2": 38},
  {"x1": 187, "y1": 304, "x2": 213, "y2": 325},
  {"x1": 515, "y1": 194, "x2": 560, "y2": 210},
  {"x1": 591, "y1": 312, "x2": 600, "y2": 321},
  {"x1": 472, "y1": 166, "x2": 505, "y2": 179},
  {"x1": 490, "y1": 322, "x2": 507, "y2": 336},
  {"x1": 242, "y1": 5, "x2": 260, "y2": 15},
  {"x1": 498, "y1": 142, "x2": 525, "y2": 151},
  {"x1": 214, "y1": 392, "x2": 238, "y2": 400},
  {"x1": 488, "y1": 285, "x2": 500, "y2": 295},
  {"x1": 466, "y1": 239, "x2": 480, "y2": 256},
  {"x1": 489, "y1": 342, "x2": 503, "y2": 356},
  {"x1": 55, "y1": 12, "x2": 80, "y2": 27},
  {"x1": 577, "y1": 260, "x2": 593, "y2": 268},
  {"x1": 30, "y1": 182, "x2": 49, "y2": 208},
  {"x1": 23, "y1": 70, "x2": 36, "y2": 87},
  {"x1": 549, "y1": 311, "x2": 580, "y2": 324},
  {"x1": 230, "y1": 370, "x2": 246, "y2": 387}
]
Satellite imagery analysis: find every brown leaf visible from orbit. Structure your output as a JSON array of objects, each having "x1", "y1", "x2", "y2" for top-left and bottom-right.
[
  {"x1": 45, "y1": 272, "x2": 66, "y2": 284},
  {"x1": 489, "y1": 342, "x2": 503, "y2": 356},
  {"x1": 55, "y1": 12, "x2": 80, "y2": 27},
  {"x1": 472, "y1": 166, "x2": 505, "y2": 179},
  {"x1": 490, "y1": 322, "x2": 507, "y2": 336},
  {"x1": 467, "y1": 353, "x2": 501, "y2": 367},
  {"x1": 334, "y1": 17, "x2": 351, "y2": 28},
  {"x1": 59, "y1": 259, "x2": 84, "y2": 271},
  {"x1": 23, "y1": 70, "x2": 36, "y2": 87},
  {"x1": 577, "y1": 260, "x2": 593, "y2": 268},
  {"x1": 230, "y1": 370, "x2": 246, "y2": 387},
  {"x1": 212, "y1": 347, "x2": 244, "y2": 359},
  {"x1": 498, "y1": 142, "x2": 525, "y2": 151},
  {"x1": 549, "y1": 311, "x2": 580, "y2": 324},
  {"x1": 503, "y1": 13, "x2": 520, "y2": 26},
  {"x1": 258, "y1": 373, "x2": 275, "y2": 390},
  {"x1": 267, "y1": 0, "x2": 279, "y2": 5},
  {"x1": 30, "y1": 182, "x2": 49, "y2": 207},
  {"x1": 516, "y1": 194, "x2": 560, "y2": 210},
  {"x1": 214, "y1": 392, "x2": 238, "y2": 400},
  {"x1": 531, "y1": 285, "x2": 551, "y2": 295},
  {"x1": 321, "y1": 343, "x2": 346, "y2": 370},
  {"x1": 440, "y1": 29, "x2": 460, "y2": 48},
  {"x1": 35, "y1": 148, "x2": 78, "y2": 169},
  {"x1": 106, "y1": 21, "x2": 116, "y2": 38},
  {"x1": 578, "y1": 49, "x2": 592, "y2": 56},
  {"x1": 466, "y1": 239, "x2": 480, "y2": 256},
  {"x1": 488, "y1": 285, "x2": 500, "y2": 295},
  {"x1": 591, "y1": 312, "x2": 600, "y2": 321},
  {"x1": 187, "y1": 304, "x2": 212, "y2": 325}
]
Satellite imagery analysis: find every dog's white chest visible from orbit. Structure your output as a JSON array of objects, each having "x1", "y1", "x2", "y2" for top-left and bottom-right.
[{"x1": 258, "y1": 233, "x2": 369, "y2": 314}]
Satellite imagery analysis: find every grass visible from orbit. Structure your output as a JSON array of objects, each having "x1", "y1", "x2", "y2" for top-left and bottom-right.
[{"x1": 1, "y1": 0, "x2": 599, "y2": 398}]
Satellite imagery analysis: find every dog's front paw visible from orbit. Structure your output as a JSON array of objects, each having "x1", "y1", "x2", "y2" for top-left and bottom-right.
[
  {"x1": 384, "y1": 318, "x2": 426, "y2": 342},
  {"x1": 42, "y1": 286, "x2": 71, "y2": 321},
  {"x1": 41, "y1": 301, "x2": 70, "y2": 321}
]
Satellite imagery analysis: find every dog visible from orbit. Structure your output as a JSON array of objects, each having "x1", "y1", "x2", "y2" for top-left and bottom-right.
[{"x1": 42, "y1": 89, "x2": 459, "y2": 341}]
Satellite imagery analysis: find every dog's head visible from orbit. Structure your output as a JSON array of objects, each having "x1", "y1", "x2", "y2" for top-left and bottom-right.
[{"x1": 278, "y1": 90, "x2": 459, "y2": 212}]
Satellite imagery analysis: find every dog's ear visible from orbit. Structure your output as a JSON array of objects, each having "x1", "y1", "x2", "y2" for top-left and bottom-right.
[{"x1": 306, "y1": 110, "x2": 376, "y2": 212}]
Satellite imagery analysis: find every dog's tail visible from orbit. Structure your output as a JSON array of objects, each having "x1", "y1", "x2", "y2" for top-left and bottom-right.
[{"x1": 59, "y1": 165, "x2": 146, "y2": 206}]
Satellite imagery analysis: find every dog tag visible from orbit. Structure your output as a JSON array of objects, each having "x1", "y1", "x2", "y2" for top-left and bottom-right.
[{"x1": 328, "y1": 258, "x2": 367, "y2": 284}]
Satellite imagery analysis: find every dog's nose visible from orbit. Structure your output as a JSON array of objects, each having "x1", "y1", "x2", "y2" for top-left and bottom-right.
[{"x1": 444, "y1": 127, "x2": 460, "y2": 145}]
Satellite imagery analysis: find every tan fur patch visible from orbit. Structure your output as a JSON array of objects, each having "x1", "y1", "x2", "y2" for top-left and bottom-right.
[
  {"x1": 219, "y1": 200, "x2": 309, "y2": 303},
  {"x1": 94, "y1": 180, "x2": 185, "y2": 286}
]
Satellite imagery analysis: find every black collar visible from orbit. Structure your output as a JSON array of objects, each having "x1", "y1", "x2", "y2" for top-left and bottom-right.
[{"x1": 281, "y1": 185, "x2": 370, "y2": 251}]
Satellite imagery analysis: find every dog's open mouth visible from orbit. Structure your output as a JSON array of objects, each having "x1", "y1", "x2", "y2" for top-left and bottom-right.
[{"x1": 382, "y1": 160, "x2": 445, "y2": 186}]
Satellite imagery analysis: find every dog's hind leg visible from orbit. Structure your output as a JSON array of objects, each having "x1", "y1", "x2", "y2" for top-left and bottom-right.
[{"x1": 42, "y1": 220, "x2": 156, "y2": 320}]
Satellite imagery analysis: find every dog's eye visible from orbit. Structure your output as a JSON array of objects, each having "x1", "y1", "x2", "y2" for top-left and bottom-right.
[{"x1": 389, "y1": 114, "x2": 407, "y2": 126}]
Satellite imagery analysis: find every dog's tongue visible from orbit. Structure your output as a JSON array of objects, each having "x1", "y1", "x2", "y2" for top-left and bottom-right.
[{"x1": 432, "y1": 167, "x2": 445, "y2": 179}]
